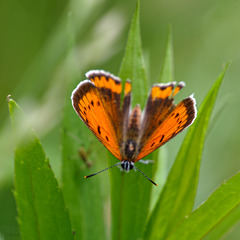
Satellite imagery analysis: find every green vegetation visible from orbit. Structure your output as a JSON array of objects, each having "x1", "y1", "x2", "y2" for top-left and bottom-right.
[{"x1": 1, "y1": 0, "x2": 240, "y2": 239}]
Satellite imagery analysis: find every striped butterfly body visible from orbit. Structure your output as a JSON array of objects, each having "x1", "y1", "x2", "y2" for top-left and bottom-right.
[{"x1": 71, "y1": 70, "x2": 196, "y2": 185}]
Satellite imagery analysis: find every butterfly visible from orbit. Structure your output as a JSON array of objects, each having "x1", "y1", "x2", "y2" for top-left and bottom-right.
[{"x1": 71, "y1": 70, "x2": 197, "y2": 185}]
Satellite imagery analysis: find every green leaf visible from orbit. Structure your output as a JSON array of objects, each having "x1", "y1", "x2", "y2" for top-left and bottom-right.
[
  {"x1": 109, "y1": 2, "x2": 156, "y2": 240},
  {"x1": 158, "y1": 26, "x2": 174, "y2": 83},
  {"x1": 203, "y1": 205, "x2": 240, "y2": 240},
  {"x1": 8, "y1": 98, "x2": 73, "y2": 240},
  {"x1": 144, "y1": 63, "x2": 230, "y2": 240},
  {"x1": 118, "y1": 0, "x2": 147, "y2": 107},
  {"x1": 167, "y1": 172, "x2": 240, "y2": 240}
]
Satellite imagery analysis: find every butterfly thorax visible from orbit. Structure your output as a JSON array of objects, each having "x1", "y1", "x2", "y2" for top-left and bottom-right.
[{"x1": 123, "y1": 139, "x2": 138, "y2": 161}]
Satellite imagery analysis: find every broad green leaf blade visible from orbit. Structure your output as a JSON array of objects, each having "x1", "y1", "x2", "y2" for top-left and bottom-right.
[
  {"x1": 144, "y1": 63, "x2": 230, "y2": 240},
  {"x1": 167, "y1": 172, "x2": 240, "y2": 240},
  {"x1": 8, "y1": 98, "x2": 73, "y2": 240},
  {"x1": 109, "y1": 2, "x2": 156, "y2": 240},
  {"x1": 62, "y1": 80, "x2": 106, "y2": 240},
  {"x1": 158, "y1": 26, "x2": 174, "y2": 83},
  {"x1": 203, "y1": 205, "x2": 240, "y2": 240},
  {"x1": 119, "y1": 1, "x2": 147, "y2": 107}
]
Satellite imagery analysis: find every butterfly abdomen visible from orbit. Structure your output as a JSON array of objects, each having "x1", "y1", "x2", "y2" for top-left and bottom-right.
[
  {"x1": 121, "y1": 104, "x2": 142, "y2": 161},
  {"x1": 127, "y1": 104, "x2": 141, "y2": 138}
]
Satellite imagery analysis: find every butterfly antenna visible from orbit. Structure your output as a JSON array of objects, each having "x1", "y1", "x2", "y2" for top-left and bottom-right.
[
  {"x1": 133, "y1": 165, "x2": 158, "y2": 186},
  {"x1": 84, "y1": 162, "x2": 122, "y2": 178}
]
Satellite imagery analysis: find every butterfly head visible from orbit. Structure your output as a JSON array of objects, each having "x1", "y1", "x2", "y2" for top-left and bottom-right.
[
  {"x1": 84, "y1": 160, "x2": 157, "y2": 186},
  {"x1": 121, "y1": 160, "x2": 134, "y2": 172}
]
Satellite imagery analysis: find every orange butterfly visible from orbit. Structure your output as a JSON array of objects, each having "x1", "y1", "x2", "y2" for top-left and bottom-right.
[{"x1": 71, "y1": 70, "x2": 197, "y2": 185}]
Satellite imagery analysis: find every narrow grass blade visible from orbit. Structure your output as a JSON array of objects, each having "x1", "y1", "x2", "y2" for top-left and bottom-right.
[
  {"x1": 149, "y1": 27, "x2": 175, "y2": 212},
  {"x1": 8, "y1": 98, "x2": 73, "y2": 240},
  {"x1": 61, "y1": 13, "x2": 106, "y2": 240},
  {"x1": 118, "y1": 1, "x2": 147, "y2": 107},
  {"x1": 167, "y1": 172, "x2": 240, "y2": 240},
  {"x1": 144, "y1": 63, "x2": 230, "y2": 240},
  {"x1": 109, "y1": 2, "x2": 156, "y2": 240},
  {"x1": 158, "y1": 26, "x2": 174, "y2": 83}
]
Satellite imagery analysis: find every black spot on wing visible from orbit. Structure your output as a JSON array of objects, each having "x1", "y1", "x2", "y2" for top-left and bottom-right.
[
  {"x1": 97, "y1": 126, "x2": 101, "y2": 134},
  {"x1": 170, "y1": 132, "x2": 176, "y2": 138},
  {"x1": 159, "y1": 135, "x2": 164, "y2": 143}
]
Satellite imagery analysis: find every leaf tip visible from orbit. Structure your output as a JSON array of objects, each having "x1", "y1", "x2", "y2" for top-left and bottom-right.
[
  {"x1": 134, "y1": 0, "x2": 140, "y2": 19},
  {"x1": 223, "y1": 61, "x2": 231, "y2": 74},
  {"x1": 136, "y1": 0, "x2": 140, "y2": 8},
  {"x1": 7, "y1": 94, "x2": 12, "y2": 102}
]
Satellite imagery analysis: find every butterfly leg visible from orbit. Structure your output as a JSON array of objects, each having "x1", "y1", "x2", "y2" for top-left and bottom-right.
[
  {"x1": 78, "y1": 147, "x2": 92, "y2": 168},
  {"x1": 117, "y1": 164, "x2": 124, "y2": 172},
  {"x1": 139, "y1": 159, "x2": 154, "y2": 165}
]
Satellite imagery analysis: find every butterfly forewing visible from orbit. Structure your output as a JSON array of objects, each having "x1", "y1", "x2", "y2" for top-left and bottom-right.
[{"x1": 71, "y1": 71, "x2": 132, "y2": 161}]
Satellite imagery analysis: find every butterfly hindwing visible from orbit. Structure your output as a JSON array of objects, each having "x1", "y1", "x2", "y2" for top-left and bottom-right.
[{"x1": 135, "y1": 83, "x2": 196, "y2": 161}]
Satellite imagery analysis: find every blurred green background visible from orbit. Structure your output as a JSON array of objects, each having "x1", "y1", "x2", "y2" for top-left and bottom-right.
[{"x1": 0, "y1": 0, "x2": 240, "y2": 239}]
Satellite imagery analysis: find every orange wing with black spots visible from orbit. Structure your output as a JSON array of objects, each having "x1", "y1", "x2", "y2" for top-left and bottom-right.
[
  {"x1": 135, "y1": 82, "x2": 196, "y2": 161},
  {"x1": 86, "y1": 70, "x2": 132, "y2": 141},
  {"x1": 71, "y1": 70, "x2": 131, "y2": 160}
]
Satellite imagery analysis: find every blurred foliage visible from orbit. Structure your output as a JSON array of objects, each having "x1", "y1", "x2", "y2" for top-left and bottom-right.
[{"x1": 1, "y1": 0, "x2": 240, "y2": 239}]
